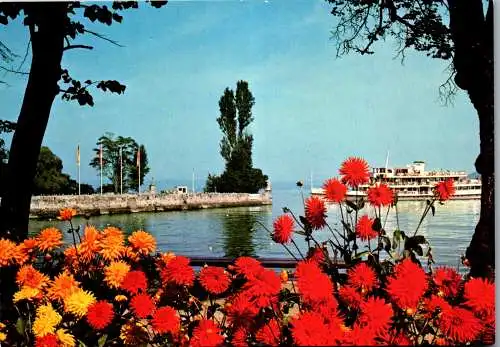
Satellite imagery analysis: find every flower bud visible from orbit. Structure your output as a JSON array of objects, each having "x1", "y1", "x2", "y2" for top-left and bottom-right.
[{"x1": 280, "y1": 270, "x2": 289, "y2": 283}]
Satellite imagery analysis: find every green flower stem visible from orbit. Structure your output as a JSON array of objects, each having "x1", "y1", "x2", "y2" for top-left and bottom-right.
[{"x1": 413, "y1": 198, "x2": 436, "y2": 237}]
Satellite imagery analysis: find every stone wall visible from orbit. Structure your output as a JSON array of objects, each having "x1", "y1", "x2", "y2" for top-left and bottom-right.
[{"x1": 29, "y1": 192, "x2": 272, "y2": 219}]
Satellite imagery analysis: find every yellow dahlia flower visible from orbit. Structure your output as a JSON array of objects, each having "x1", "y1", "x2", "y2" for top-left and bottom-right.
[
  {"x1": 104, "y1": 260, "x2": 130, "y2": 288},
  {"x1": 32, "y1": 304, "x2": 62, "y2": 337},
  {"x1": 64, "y1": 289, "x2": 96, "y2": 317},
  {"x1": 13, "y1": 286, "x2": 41, "y2": 303},
  {"x1": 56, "y1": 328, "x2": 76, "y2": 347}
]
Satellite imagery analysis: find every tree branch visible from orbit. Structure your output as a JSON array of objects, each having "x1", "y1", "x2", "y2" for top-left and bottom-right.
[
  {"x1": 63, "y1": 44, "x2": 94, "y2": 51},
  {"x1": 0, "y1": 66, "x2": 29, "y2": 75},
  {"x1": 83, "y1": 29, "x2": 124, "y2": 47}
]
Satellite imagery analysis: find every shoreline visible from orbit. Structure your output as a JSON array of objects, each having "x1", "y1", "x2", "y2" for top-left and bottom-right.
[{"x1": 28, "y1": 192, "x2": 272, "y2": 220}]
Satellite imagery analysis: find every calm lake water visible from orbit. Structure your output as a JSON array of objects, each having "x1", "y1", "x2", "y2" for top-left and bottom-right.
[{"x1": 29, "y1": 188, "x2": 480, "y2": 268}]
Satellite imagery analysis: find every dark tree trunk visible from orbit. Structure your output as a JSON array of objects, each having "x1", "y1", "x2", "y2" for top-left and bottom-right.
[
  {"x1": 0, "y1": 3, "x2": 66, "y2": 322},
  {"x1": 449, "y1": 0, "x2": 494, "y2": 279},
  {"x1": 0, "y1": 3, "x2": 66, "y2": 241}
]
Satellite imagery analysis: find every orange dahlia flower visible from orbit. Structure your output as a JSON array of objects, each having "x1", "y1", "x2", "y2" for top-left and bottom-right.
[
  {"x1": 128, "y1": 230, "x2": 156, "y2": 255},
  {"x1": 104, "y1": 260, "x2": 130, "y2": 289},
  {"x1": 14, "y1": 238, "x2": 37, "y2": 265},
  {"x1": 47, "y1": 272, "x2": 80, "y2": 302},
  {"x1": 58, "y1": 208, "x2": 77, "y2": 221},
  {"x1": 0, "y1": 238, "x2": 17, "y2": 267},
  {"x1": 16, "y1": 265, "x2": 49, "y2": 290},
  {"x1": 36, "y1": 227, "x2": 63, "y2": 252}
]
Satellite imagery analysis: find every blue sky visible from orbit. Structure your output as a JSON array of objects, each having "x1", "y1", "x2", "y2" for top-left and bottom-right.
[{"x1": 0, "y1": 0, "x2": 479, "y2": 189}]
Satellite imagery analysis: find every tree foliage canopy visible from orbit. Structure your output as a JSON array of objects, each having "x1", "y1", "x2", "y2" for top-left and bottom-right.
[
  {"x1": 206, "y1": 81, "x2": 267, "y2": 194},
  {"x1": 89, "y1": 132, "x2": 150, "y2": 193},
  {"x1": 32, "y1": 146, "x2": 94, "y2": 195}
]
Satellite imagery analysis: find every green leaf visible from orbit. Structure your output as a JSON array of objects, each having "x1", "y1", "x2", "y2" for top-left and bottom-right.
[
  {"x1": 353, "y1": 251, "x2": 370, "y2": 259},
  {"x1": 413, "y1": 235, "x2": 426, "y2": 245},
  {"x1": 345, "y1": 199, "x2": 358, "y2": 211},
  {"x1": 372, "y1": 217, "x2": 382, "y2": 232},
  {"x1": 393, "y1": 229, "x2": 401, "y2": 242},
  {"x1": 357, "y1": 198, "x2": 365, "y2": 210},
  {"x1": 78, "y1": 340, "x2": 88, "y2": 347},
  {"x1": 98, "y1": 334, "x2": 108, "y2": 347},
  {"x1": 15, "y1": 317, "x2": 25, "y2": 335}
]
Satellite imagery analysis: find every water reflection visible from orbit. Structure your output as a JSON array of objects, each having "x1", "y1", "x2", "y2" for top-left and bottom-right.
[{"x1": 27, "y1": 193, "x2": 479, "y2": 267}]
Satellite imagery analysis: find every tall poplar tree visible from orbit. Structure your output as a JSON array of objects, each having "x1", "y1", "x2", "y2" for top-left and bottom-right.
[{"x1": 206, "y1": 80, "x2": 267, "y2": 193}]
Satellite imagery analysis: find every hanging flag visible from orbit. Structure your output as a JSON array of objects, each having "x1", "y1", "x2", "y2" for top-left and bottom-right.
[
  {"x1": 136, "y1": 147, "x2": 141, "y2": 167},
  {"x1": 99, "y1": 144, "x2": 103, "y2": 167},
  {"x1": 76, "y1": 145, "x2": 80, "y2": 166}
]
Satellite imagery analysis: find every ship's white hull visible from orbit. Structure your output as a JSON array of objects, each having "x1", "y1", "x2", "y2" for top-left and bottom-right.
[{"x1": 311, "y1": 187, "x2": 481, "y2": 201}]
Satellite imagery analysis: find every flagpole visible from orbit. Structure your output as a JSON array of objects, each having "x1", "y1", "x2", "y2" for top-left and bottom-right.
[
  {"x1": 137, "y1": 146, "x2": 141, "y2": 194},
  {"x1": 100, "y1": 144, "x2": 103, "y2": 195},
  {"x1": 120, "y1": 146, "x2": 123, "y2": 195},
  {"x1": 192, "y1": 168, "x2": 195, "y2": 193},
  {"x1": 77, "y1": 144, "x2": 81, "y2": 195}
]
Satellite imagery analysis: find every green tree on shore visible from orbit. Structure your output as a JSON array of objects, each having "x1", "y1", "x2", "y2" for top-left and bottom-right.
[
  {"x1": 325, "y1": 0, "x2": 493, "y2": 279},
  {"x1": 33, "y1": 146, "x2": 94, "y2": 195},
  {"x1": 205, "y1": 81, "x2": 268, "y2": 193},
  {"x1": 90, "y1": 133, "x2": 149, "y2": 193}
]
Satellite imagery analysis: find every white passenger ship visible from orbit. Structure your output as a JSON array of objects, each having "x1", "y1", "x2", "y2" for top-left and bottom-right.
[{"x1": 311, "y1": 161, "x2": 481, "y2": 201}]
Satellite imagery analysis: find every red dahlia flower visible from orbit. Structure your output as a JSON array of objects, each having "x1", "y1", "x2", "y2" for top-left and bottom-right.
[
  {"x1": 386, "y1": 258, "x2": 428, "y2": 311},
  {"x1": 160, "y1": 255, "x2": 195, "y2": 286},
  {"x1": 243, "y1": 268, "x2": 281, "y2": 299},
  {"x1": 338, "y1": 285, "x2": 363, "y2": 309},
  {"x1": 432, "y1": 267, "x2": 462, "y2": 298},
  {"x1": 130, "y1": 293, "x2": 155, "y2": 318},
  {"x1": 190, "y1": 319, "x2": 224, "y2": 347},
  {"x1": 347, "y1": 262, "x2": 378, "y2": 293},
  {"x1": 424, "y1": 295, "x2": 452, "y2": 317},
  {"x1": 199, "y1": 266, "x2": 231, "y2": 295},
  {"x1": 231, "y1": 328, "x2": 248, "y2": 347},
  {"x1": 434, "y1": 178, "x2": 455, "y2": 201},
  {"x1": 256, "y1": 319, "x2": 281, "y2": 346},
  {"x1": 355, "y1": 215, "x2": 378, "y2": 241},
  {"x1": 226, "y1": 292, "x2": 260, "y2": 327},
  {"x1": 358, "y1": 297, "x2": 393, "y2": 333},
  {"x1": 304, "y1": 196, "x2": 327, "y2": 229},
  {"x1": 439, "y1": 306, "x2": 482, "y2": 344},
  {"x1": 233, "y1": 256, "x2": 263, "y2": 280},
  {"x1": 152, "y1": 306, "x2": 180, "y2": 334},
  {"x1": 295, "y1": 260, "x2": 333, "y2": 306},
  {"x1": 121, "y1": 270, "x2": 147, "y2": 295},
  {"x1": 367, "y1": 183, "x2": 394, "y2": 207},
  {"x1": 339, "y1": 157, "x2": 370, "y2": 188},
  {"x1": 86, "y1": 300, "x2": 114, "y2": 330},
  {"x1": 35, "y1": 334, "x2": 59, "y2": 347},
  {"x1": 322, "y1": 178, "x2": 347, "y2": 203},
  {"x1": 345, "y1": 324, "x2": 376, "y2": 346},
  {"x1": 291, "y1": 311, "x2": 336, "y2": 346},
  {"x1": 464, "y1": 277, "x2": 495, "y2": 317},
  {"x1": 272, "y1": 214, "x2": 294, "y2": 244}
]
